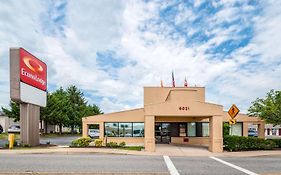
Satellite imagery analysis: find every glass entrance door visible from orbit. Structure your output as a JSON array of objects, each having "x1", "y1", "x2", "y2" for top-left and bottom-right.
[{"x1": 155, "y1": 123, "x2": 171, "y2": 144}]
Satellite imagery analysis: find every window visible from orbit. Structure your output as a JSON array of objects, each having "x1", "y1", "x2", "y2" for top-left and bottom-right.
[
  {"x1": 104, "y1": 122, "x2": 144, "y2": 137},
  {"x1": 202, "y1": 123, "x2": 209, "y2": 137},
  {"x1": 104, "y1": 123, "x2": 119, "y2": 137},
  {"x1": 119, "y1": 123, "x2": 132, "y2": 137},
  {"x1": 133, "y1": 123, "x2": 144, "y2": 137},
  {"x1": 187, "y1": 122, "x2": 196, "y2": 136},
  {"x1": 230, "y1": 123, "x2": 242, "y2": 136},
  {"x1": 179, "y1": 123, "x2": 186, "y2": 137}
]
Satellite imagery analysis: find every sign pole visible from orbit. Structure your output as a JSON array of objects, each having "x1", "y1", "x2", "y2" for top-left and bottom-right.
[
  {"x1": 20, "y1": 103, "x2": 40, "y2": 146},
  {"x1": 10, "y1": 48, "x2": 47, "y2": 147}
]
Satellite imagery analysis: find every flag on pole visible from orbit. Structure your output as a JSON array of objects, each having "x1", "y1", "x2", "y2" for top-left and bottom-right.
[
  {"x1": 172, "y1": 71, "x2": 175, "y2": 87},
  {"x1": 160, "y1": 79, "x2": 164, "y2": 87},
  {"x1": 184, "y1": 77, "x2": 188, "y2": 87}
]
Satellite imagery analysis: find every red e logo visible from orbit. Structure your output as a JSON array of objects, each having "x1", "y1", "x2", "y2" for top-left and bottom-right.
[{"x1": 23, "y1": 57, "x2": 44, "y2": 74}]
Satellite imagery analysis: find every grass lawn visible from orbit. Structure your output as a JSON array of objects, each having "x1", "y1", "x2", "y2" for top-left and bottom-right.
[
  {"x1": 119, "y1": 146, "x2": 144, "y2": 151},
  {"x1": 0, "y1": 133, "x2": 20, "y2": 140}
]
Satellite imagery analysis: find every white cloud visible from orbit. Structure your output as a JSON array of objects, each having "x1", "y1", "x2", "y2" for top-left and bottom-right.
[{"x1": 0, "y1": 0, "x2": 280, "y2": 115}]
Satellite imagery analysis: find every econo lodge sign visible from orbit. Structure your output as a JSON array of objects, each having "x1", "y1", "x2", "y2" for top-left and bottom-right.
[
  {"x1": 20, "y1": 48, "x2": 47, "y2": 91},
  {"x1": 10, "y1": 47, "x2": 47, "y2": 107}
]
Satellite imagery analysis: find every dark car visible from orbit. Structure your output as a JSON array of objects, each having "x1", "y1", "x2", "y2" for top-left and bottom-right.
[{"x1": 0, "y1": 125, "x2": 3, "y2": 134}]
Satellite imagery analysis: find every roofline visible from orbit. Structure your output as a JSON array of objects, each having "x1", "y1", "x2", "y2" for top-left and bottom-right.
[
  {"x1": 143, "y1": 86, "x2": 205, "y2": 88},
  {"x1": 86, "y1": 107, "x2": 144, "y2": 117}
]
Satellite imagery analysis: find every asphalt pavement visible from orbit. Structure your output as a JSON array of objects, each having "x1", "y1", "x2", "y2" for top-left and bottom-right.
[
  {"x1": 0, "y1": 135, "x2": 79, "y2": 147},
  {"x1": 40, "y1": 135, "x2": 80, "y2": 146},
  {"x1": 0, "y1": 153, "x2": 280, "y2": 175}
]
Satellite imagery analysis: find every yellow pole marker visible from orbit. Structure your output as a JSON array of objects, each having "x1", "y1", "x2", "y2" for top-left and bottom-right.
[{"x1": 8, "y1": 134, "x2": 15, "y2": 149}]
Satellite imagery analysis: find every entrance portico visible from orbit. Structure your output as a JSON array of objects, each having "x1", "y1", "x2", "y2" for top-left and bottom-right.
[{"x1": 143, "y1": 87, "x2": 224, "y2": 152}]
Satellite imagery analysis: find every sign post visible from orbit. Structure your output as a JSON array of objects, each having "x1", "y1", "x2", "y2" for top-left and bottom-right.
[{"x1": 10, "y1": 48, "x2": 47, "y2": 146}]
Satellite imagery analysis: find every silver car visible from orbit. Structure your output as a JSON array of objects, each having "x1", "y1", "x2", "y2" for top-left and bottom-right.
[
  {"x1": 88, "y1": 129, "x2": 99, "y2": 138},
  {"x1": 8, "y1": 124, "x2": 20, "y2": 133}
]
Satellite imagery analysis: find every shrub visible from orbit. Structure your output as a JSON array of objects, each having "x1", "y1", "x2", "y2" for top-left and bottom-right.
[
  {"x1": 70, "y1": 137, "x2": 92, "y2": 147},
  {"x1": 94, "y1": 139, "x2": 103, "y2": 147},
  {"x1": 268, "y1": 139, "x2": 281, "y2": 148},
  {"x1": 119, "y1": 141, "x2": 126, "y2": 148},
  {"x1": 21, "y1": 143, "x2": 31, "y2": 147},
  {"x1": 224, "y1": 135, "x2": 276, "y2": 151},
  {"x1": 223, "y1": 123, "x2": 230, "y2": 137},
  {"x1": 5, "y1": 140, "x2": 18, "y2": 148},
  {"x1": 106, "y1": 141, "x2": 119, "y2": 148}
]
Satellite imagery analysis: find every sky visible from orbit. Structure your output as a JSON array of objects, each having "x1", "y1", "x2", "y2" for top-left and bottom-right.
[{"x1": 0, "y1": 0, "x2": 281, "y2": 113}]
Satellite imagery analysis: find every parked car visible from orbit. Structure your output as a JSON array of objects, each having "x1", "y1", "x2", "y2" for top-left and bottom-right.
[
  {"x1": 8, "y1": 124, "x2": 20, "y2": 133},
  {"x1": 88, "y1": 129, "x2": 99, "y2": 138},
  {"x1": 0, "y1": 125, "x2": 3, "y2": 134},
  {"x1": 248, "y1": 130, "x2": 258, "y2": 137}
]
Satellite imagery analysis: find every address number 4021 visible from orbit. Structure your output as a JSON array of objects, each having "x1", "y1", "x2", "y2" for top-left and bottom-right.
[{"x1": 179, "y1": 106, "x2": 190, "y2": 111}]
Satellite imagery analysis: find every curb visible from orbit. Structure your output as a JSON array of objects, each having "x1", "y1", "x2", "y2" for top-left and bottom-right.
[{"x1": 0, "y1": 172, "x2": 169, "y2": 175}]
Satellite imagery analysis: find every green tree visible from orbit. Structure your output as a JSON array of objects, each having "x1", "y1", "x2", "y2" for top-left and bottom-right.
[
  {"x1": 1, "y1": 85, "x2": 102, "y2": 134},
  {"x1": 40, "y1": 90, "x2": 71, "y2": 134},
  {"x1": 47, "y1": 88, "x2": 71, "y2": 134},
  {"x1": 84, "y1": 104, "x2": 103, "y2": 116},
  {"x1": 1, "y1": 101, "x2": 20, "y2": 122},
  {"x1": 66, "y1": 85, "x2": 87, "y2": 133},
  {"x1": 248, "y1": 89, "x2": 281, "y2": 125}
]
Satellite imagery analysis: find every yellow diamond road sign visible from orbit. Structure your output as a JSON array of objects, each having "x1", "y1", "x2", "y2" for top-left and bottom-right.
[{"x1": 228, "y1": 104, "x2": 240, "y2": 119}]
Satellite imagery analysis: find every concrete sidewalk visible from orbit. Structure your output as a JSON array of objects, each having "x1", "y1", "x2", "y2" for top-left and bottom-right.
[{"x1": 1, "y1": 144, "x2": 281, "y2": 157}]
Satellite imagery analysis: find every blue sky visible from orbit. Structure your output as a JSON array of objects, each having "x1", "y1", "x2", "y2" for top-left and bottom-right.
[{"x1": 0, "y1": 0, "x2": 281, "y2": 113}]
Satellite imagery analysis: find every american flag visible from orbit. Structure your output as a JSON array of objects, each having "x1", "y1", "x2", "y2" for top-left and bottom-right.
[{"x1": 184, "y1": 77, "x2": 188, "y2": 87}]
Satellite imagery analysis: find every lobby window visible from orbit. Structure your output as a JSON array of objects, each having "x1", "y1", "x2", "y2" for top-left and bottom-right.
[
  {"x1": 105, "y1": 123, "x2": 119, "y2": 137},
  {"x1": 119, "y1": 123, "x2": 132, "y2": 137},
  {"x1": 187, "y1": 122, "x2": 196, "y2": 136},
  {"x1": 230, "y1": 122, "x2": 242, "y2": 136},
  {"x1": 202, "y1": 122, "x2": 209, "y2": 137},
  {"x1": 133, "y1": 123, "x2": 144, "y2": 137},
  {"x1": 186, "y1": 122, "x2": 209, "y2": 137},
  {"x1": 104, "y1": 122, "x2": 144, "y2": 137}
]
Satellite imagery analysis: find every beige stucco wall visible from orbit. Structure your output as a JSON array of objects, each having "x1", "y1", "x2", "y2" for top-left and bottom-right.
[
  {"x1": 171, "y1": 137, "x2": 209, "y2": 146},
  {"x1": 105, "y1": 137, "x2": 144, "y2": 145},
  {"x1": 83, "y1": 86, "x2": 264, "y2": 153}
]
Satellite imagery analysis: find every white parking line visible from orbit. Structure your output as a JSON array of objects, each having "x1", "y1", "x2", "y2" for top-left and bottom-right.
[
  {"x1": 163, "y1": 156, "x2": 180, "y2": 175},
  {"x1": 209, "y1": 156, "x2": 258, "y2": 175}
]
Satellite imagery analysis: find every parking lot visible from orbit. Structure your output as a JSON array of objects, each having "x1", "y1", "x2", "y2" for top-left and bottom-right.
[
  {"x1": 0, "y1": 153, "x2": 280, "y2": 175},
  {"x1": 0, "y1": 134, "x2": 80, "y2": 147}
]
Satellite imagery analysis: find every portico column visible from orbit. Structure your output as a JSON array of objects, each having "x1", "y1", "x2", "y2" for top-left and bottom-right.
[
  {"x1": 145, "y1": 115, "x2": 155, "y2": 152},
  {"x1": 242, "y1": 122, "x2": 248, "y2": 137},
  {"x1": 209, "y1": 115, "x2": 223, "y2": 153},
  {"x1": 258, "y1": 122, "x2": 265, "y2": 139},
  {"x1": 82, "y1": 122, "x2": 89, "y2": 137}
]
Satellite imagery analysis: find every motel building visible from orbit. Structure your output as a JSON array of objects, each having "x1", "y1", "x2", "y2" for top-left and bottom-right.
[{"x1": 82, "y1": 87, "x2": 265, "y2": 153}]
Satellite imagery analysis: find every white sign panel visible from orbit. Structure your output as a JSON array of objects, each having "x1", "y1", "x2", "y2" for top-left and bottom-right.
[{"x1": 20, "y1": 82, "x2": 46, "y2": 107}]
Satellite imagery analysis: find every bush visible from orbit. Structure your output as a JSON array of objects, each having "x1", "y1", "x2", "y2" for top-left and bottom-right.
[
  {"x1": 268, "y1": 139, "x2": 281, "y2": 148},
  {"x1": 106, "y1": 141, "x2": 119, "y2": 148},
  {"x1": 70, "y1": 137, "x2": 92, "y2": 147},
  {"x1": 21, "y1": 143, "x2": 31, "y2": 147},
  {"x1": 5, "y1": 140, "x2": 18, "y2": 148},
  {"x1": 119, "y1": 141, "x2": 126, "y2": 148},
  {"x1": 223, "y1": 123, "x2": 230, "y2": 137},
  {"x1": 94, "y1": 139, "x2": 103, "y2": 147},
  {"x1": 224, "y1": 135, "x2": 276, "y2": 151}
]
